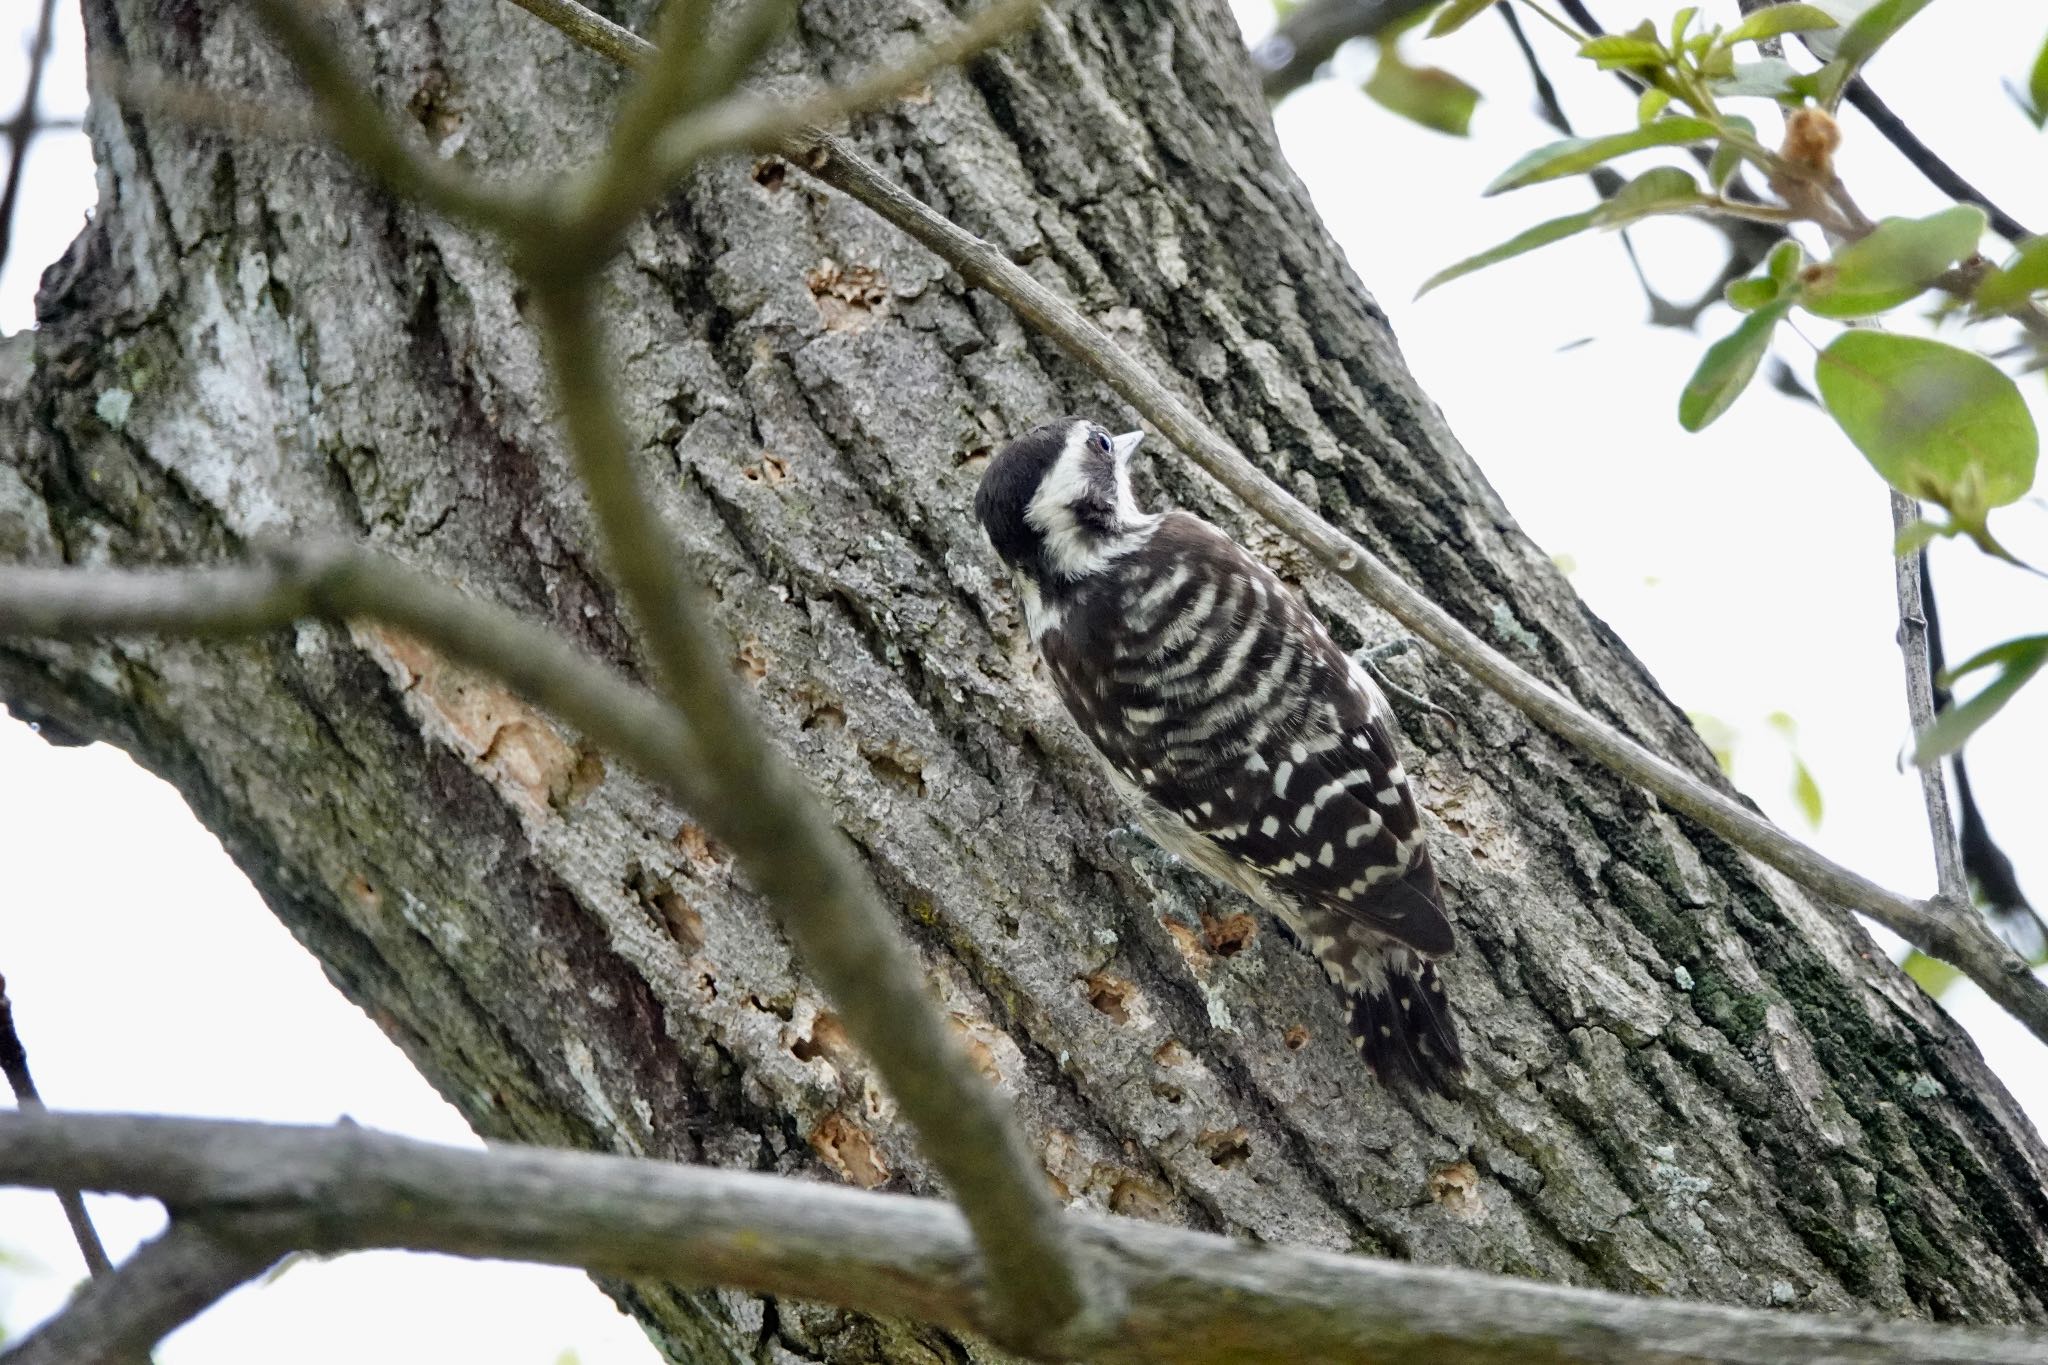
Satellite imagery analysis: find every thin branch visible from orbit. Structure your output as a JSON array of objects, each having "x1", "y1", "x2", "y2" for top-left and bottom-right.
[
  {"x1": 0, "y1": 0, "x2": 61, "y2": 278},
  {"x1": 634, "y1": 0, "x2": 1044, "y2": 223},
  {"x1": 523, "y1": 280, "x2": 1086, "y2": 1355},
  {"x1": 227, "y1": 0, "x2": 1090, "y2": 1347},
  {"x1": 1919, "y1": 555, "x2": 2048, "y2": 956},
  {"x1": 250, "y1": 0, "x2": 538, "y2": 234},
  {"x1": 7, "y1": 1113, "x2": 2048, "y2": 1365},
  {"x1": 2, "y1": 1218, "x2": 278, "y2": 1365},
  {"x1": 0, "y1": 975, "x2": 112, "y2": 1279},
  {"x1": 486, "y1": 0, "x2": 2048, "y2": 1046},
  {"x1": 0, "y1": 539, "x2": 1089, "y2": 1344},
  {"x1": 1838, "y1": 80, "x2": 2031, "y2": 243},
  {"x1": 1891, "y1": 496, "x2": 1969, "y2": 908}
]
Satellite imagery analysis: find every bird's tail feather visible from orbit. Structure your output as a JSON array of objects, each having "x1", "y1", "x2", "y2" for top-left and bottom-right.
[{"x1": 1347, "y1": 957, "x2": 1464, "y2": 1096}]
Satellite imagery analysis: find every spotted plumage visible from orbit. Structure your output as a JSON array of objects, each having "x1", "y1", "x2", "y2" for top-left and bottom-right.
[{"x1": 975, "y1": 416, "x2": 1463, "y2": 1093}]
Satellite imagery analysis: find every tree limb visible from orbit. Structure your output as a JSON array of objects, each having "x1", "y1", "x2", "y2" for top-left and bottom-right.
[
  {"x1": 106, "y1": 0, "x2": 2048, "y2": 1054},
  {"x1": 1, "y1": 1218, "x2": 278, "y2": 1365},
  {"x1": 4, "y1": 1112, "x2": 2046, "y2": 1365},
  {"x1": 229, "y1": 0, "x2": 1093, "y2": 1347}
]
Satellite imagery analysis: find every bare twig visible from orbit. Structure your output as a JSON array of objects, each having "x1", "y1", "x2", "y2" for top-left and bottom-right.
[
  {"x1": 7, "y1": 1112, "x2": 2048, "y2": 1365},
  {"x1": 208, "y1": 1, "x2": 1092, "y2": 1347},
  {"x1": 1891, "y1": 496, "x2": 1969, "y2": 909},
  {"x1": 1918, "y1": 555, "x2": 2048, "y2": 955},
  {"x1": 0, "y1": 536, "x2": 1087, "y2": 1347},
  {"x1": 252, "y1": 0, "x2": 538, "y2": 233},
  {"x1": 2, "y1": 1218, "x2": 278, "y2": 1365},
  {"x1": 522, "y1": 282, "x2": 1089, "y2": 1347},
  {"x1": 504, "y1": 0, "x2": 2048, "y2": 1049},
  {"x1": 0, "y1": 0, "x2": 62, "y2": 277},
  {"x1": 0, "y1": 973, "x2": 113, "y2": 1279}
]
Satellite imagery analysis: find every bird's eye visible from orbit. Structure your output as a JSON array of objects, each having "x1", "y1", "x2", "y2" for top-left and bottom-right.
[{"x1": 1089, "y1": 430, "x2": 1112, "y2": 455}]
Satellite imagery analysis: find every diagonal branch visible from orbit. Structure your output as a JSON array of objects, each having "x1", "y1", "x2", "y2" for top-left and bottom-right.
[
  {"x1": 1, "y1": 1217, "x2": 279, "y2": 1365},
  {"x1": 0, "y1": 975, "x2": 112, "y2": 1279},
  {"x1": 230, "y1": 0, "x2": 1088, "y2": 1347},
  {"x1": 0, "y1": 0, "x2": 62, "y2": 277},
  {"x1": 0, "y1": 538, "x2": 1084, "y2": 1347},
  {"x1": 1890, "y1": 495, "x2": 1969, "y2": 909},
  {"x1": 4, "y1": 1111, "x2": 2047, "y2": 1365},
  {"x1": 393, "y1": 0, "x2": 2048, "y2": 1053}
]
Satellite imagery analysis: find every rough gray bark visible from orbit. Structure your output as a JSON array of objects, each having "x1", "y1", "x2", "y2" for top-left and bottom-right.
[{"x1": 1, "y1": 0, "x2": 2044, "y2": 1360}]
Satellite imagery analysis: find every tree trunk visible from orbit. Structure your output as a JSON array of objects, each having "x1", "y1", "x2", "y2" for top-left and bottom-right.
[{"x1": 4, "y1": 0, "x2": 2044, "y2": 1358}]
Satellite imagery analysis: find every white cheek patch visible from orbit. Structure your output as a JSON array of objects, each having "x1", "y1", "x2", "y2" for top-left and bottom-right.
[
  {"x1": 1026, "y1": 425, "x2": 1160, "y2": 579},
  {"x1": 1025, "y1": 425, "x2": 1101, "y2": 578}
]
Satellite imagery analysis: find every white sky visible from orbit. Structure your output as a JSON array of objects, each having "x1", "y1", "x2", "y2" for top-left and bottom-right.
[{"x1": 1, "y1": 1, "x2": 2044, "y2": 1359}]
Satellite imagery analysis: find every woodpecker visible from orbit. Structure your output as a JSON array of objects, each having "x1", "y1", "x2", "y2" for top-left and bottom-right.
[{"x1": 975, "y1": 416, "x2": 1463, "y2": 1093}]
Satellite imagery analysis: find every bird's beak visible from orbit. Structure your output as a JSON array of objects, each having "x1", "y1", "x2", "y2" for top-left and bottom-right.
[{"x1": 1110, "y1": 430, "x2": 1145, "y2": 464}]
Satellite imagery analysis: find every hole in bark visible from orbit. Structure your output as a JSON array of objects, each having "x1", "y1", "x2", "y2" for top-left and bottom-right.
[
  {"x1": 1083, "y1": 972, "x2": 1134, "y2": 1023},
  {"x1": 673, "y1": 821, "x2": 722, "y2": 869},
  {"x1": 752, "y1": 157, "x2": 787, "y2": 190},
  {"x1": 1283, "y1": 1024, "x2": 1312, "y2": 1051},
  {"x1": 956, "y1": 444, "x2": 992, "y2": 470},
  {"x1": 811, "y1": 1112, "x2": 890, "y2": 1189},
  {"x1": 627, "y1": 863, "x2": 703, "y2": 955},
  {"x1": 1152, "y1": 1082, "x2": 1184, "y2": 1104},
  {"x1": 791, "y1": 1011, "x2": 849, "y2": 1063},
  {"x1": 802, "y1": 701, "x2": 846, "y2": 731},
  {"x1": 1427, "y1": 1160, "x2": 1483, "y2": 1219},
  {"x1": 1197, "y1": 1128, "x2": 1252, "y2": 1169},
  {"x1": 735, "y1": 638, "x2": 770, "y2": 682},
  {"x1": 1153, "y1": 1040, "x2": 1189, "y2": 1067},
  {"x1": 1201, "y1": 909, "x2": 1257, "y2": 957},
  {"x1": 1108, "y1": 1175, "x2": 1171, "y2": 1220},
  {"x1": 746, "y1": 993, "x2": 795, "y2": 1021},
  {"x1": 861, "y1": 743, "x2": 927, "y2": 798}
]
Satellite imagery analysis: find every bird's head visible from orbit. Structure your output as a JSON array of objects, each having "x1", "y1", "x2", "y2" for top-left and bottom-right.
[{"x1": 974, "y1": 416, "x2": 1150, "y2": 586}]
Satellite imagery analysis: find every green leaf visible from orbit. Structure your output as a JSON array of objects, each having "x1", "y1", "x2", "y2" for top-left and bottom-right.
[
  {"x1": 1791, "y1": 757, "x2": 1824, "y2": 828},
  {"x1": 1725, "y1": 3, "x2": 1840, "y2": 45},
  {"x1": 1687, "y1": 710, "x2": 1739, "y2": 776},
  {"x1": 1767, "y1": 238, "x2": 1805, "y2": 285},
  {"x1": 1712, "y1": 57, "x2": 1801, "y2": 99},
  {"x1": 1892, "y1": 516, "x2": 1944, "y2": 555},
  {"x1": 1901, "y1": 949, "x2": 1962, "y2": 998},
  {"x1": 1813, "y1": 0, "x2": 1937, "y2": 107},
  {"x1": 1596, "y1": 166, "x2": 1705, "y2": 224},
  {"x1": 1815, "y1": 331, "x2": 2039, "y2": 521},
  {"x1": 1670, "y1": 7, "x2": 1698, "y2": 46},
  {"x1": 1416, "y1": 208, "x2": 1602, "y2": 296},
  {"x1": 1974, "y1": 234, "x2": 2048, "y2": 313},
  {"x1": 2029, "y1": 30, "x2": 2048, "y2": 127},
  {"x1": 1485, "y1": 118, "x2": 1721, "y2": 194},
  {"x1": 1365, "y1": 46, "x2": 1481, "y2": 136},
  {"x1": 1803, "y1": 206, "x2": 1987, "y2": 318},
  {"x1": 1707, "y1": 139, "x2": 1743, "y2": 191},
  {"x1": 1725, "y1": 275, "x2": 1780, "y2": 311},
  {"x1": 1913, "y1": 634, "x2": 2048, "y2": 762},
  {"x1": 1680, "y1": 296, "x2": 1795, "y2": 430},
  {"x1": 1580, "y1": 34, "x2": 1668, "y2": 70},
  {"x1": 1637, "y1": 87, "x2": 1672, "y2": 123},
  {"x1": 1428, "y1": 0, "x2": 1497, "y2": 38}
]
